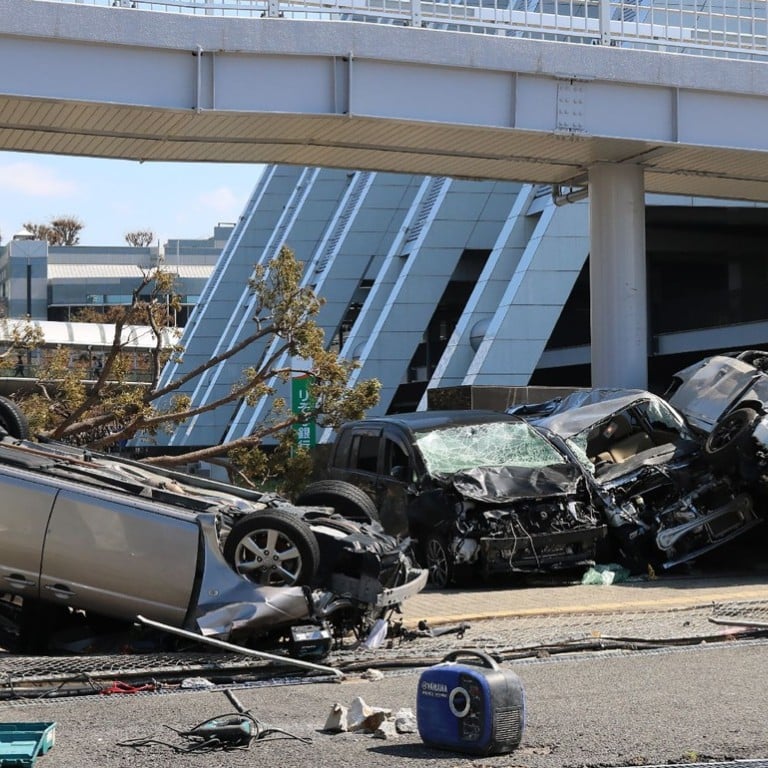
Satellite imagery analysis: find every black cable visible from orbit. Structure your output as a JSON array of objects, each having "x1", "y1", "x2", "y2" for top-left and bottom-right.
[{"x1": 118, "y1": 708, "x2": 312, "y2": 753}]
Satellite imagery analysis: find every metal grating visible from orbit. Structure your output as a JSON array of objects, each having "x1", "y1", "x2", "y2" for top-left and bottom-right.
[
  {"x1": 402, "y1": 177, "x2": 448, "y2": 246},
  {"x1": 3, "y1": 601, "x2": 768, "y2": 699},
  {"x1": 710, "y1": 600, "x2": 768, "y2": 628},
  {"x1": 314, "y1": 172, "x2": 373, "y2": 276}
]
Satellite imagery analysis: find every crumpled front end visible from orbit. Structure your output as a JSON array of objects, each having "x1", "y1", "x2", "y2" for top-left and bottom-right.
[
  {"x1": 192, "y1": 510, "x2": 427, "y2": 644},
  {"x1": 597, "y1": 462, "x2": 761, "y2": 571},
  {"x1": 444, "y1": 465, "x2": 607, "y2": 577},
  {"x1": 308, "y1": 514, "x2": 428, "y2": 637}
]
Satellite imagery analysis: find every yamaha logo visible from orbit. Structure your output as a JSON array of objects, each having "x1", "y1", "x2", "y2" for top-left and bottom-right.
[{"x1": 421, "y1": 681, "x2": 449, "y2": 695}]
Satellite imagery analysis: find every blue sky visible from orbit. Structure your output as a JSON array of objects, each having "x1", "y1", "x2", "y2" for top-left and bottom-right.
[{"x1": 0, "y1": 151, "x2": 264, "y2": 247}]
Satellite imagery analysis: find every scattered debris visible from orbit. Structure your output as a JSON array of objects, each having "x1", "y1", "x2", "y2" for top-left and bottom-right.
[
  {"x1": 99, "y1": 680, "x2": 157, "y2": 695},
  {"x1": 394, "y1": 708, "x2": 418, "y2": 733},
  {"x1": 391, "y1": 619, "x2": 471, "y2": 642},
  {"x1": 323, "y1": 702, "x2": 350, "y2": 733},
  {"x1": 119, "y1": 689, "x2": 311, "y2": 754},
  {"x1": 581, "y1": 564, "x2": 631, "y2": 585},
  {"x1": 373, "y1": 719, "x2": 398, "y2": 739},
  {"x1": 324, "y1": 697, "x2": 406, "y2": 736},
  {"x1": 362, "y1": 618, "x2": 388, "y2": 650}
]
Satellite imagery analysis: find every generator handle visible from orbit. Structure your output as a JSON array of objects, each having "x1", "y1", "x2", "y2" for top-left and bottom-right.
[{"x1": 441, "y1": 649, "x2": 500, "y2": 670}]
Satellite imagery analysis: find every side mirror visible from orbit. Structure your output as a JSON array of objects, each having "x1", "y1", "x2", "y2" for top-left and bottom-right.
[{"x1": 390, "y1": 465, "x2": 409, "y2": 481}]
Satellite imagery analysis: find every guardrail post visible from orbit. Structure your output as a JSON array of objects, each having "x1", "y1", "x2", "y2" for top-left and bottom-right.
[
  {"x1": 411, "y1": 0, "x2": 422, "y2": 28},
  {"x1": 599, "y1": 0, "x2": 611, "y2": 45}
]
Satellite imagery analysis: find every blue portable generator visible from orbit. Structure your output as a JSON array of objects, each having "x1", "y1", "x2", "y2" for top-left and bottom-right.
[{"x1": 417, "y1": 649, "x2": 525, "y2": 756}]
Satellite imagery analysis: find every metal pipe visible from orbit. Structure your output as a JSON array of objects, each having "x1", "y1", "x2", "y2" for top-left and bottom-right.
[
  {"x1": 551, "y1": 184, "x2": 589, "y2": 206},
  {"x1": 137, "y1": 615, "x2": 345, "y2": 679}
]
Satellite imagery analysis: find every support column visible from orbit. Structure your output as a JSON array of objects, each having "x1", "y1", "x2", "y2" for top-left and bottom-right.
[{"x1": 588, "y1": 163, "x2": 647, "y2": 389}]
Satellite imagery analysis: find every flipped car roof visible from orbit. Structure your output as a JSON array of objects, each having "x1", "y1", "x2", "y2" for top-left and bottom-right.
[
  {"x1": 535, "y1": 391, "x2": 668, "y2": 439},
  {"x1": 347, "y1": 410, "x2": 520, "y2": 434}
]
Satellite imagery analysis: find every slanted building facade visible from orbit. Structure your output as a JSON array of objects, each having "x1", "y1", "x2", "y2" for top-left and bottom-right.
[{"x1": 146, "y1": 164, "x2": 768, "y2": 451}]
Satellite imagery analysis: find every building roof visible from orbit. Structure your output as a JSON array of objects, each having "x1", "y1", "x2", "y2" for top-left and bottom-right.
[
  {"x1": 0, "y1": 320, "x2": 178, "y2": 349},
  {"x1": 47, "y1": 264, "x2": 214, "y2": 280}
]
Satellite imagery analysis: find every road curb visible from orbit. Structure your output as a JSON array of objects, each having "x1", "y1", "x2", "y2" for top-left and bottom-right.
[{"x1": 403, "y1": 585, "x2": 768, "y2": 626}]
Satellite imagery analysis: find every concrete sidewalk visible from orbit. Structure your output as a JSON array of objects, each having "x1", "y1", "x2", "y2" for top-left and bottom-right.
[{"x1": 400, "y1": 572, "x2": 768, "y2": 625}]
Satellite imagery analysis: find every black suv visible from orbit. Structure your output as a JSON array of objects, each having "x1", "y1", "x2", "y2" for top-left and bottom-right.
[{"x1": 297, "y1": 410, "x2": 606, "y2": 587}]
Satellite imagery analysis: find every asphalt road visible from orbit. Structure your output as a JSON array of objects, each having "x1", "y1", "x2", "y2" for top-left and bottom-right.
[
  {"x1": 3, "y1": 639, "x2": 768, "y2": 768},
  {"x1": 6, "y1": 541, "x2": 768, "y2": 768}
]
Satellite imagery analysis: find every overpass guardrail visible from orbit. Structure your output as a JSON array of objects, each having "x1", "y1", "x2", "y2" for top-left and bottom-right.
[{"x1": 39, "y1": 0, "x2": 768, "y2": 60}]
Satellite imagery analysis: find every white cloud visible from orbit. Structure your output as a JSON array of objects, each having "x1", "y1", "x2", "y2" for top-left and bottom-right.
[
  {"x1": 0, "y1": 162, "x2": 78, "y2": 197},
  {"x1": 196, "y1": 186, "x2": 244, "y2": 218}
]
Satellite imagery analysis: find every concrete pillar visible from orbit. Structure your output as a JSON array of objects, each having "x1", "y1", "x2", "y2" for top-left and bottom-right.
[{"x1": 588, "y1": 163, "x2": 647, "y2": 388}]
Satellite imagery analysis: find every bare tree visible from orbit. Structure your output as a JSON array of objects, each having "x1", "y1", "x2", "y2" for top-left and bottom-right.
[
  {"x1": 125, "y1": 230, "x2": 155, "y2": 247},
  {"x1": 22, "y1": 222, "x2": 53, "y2": 243},
  {"x1": 23, "y1": 217, "x2": 84, "y2": 246},
  {"x1": 50, "y1": 217, "x2": 84, "y2": 245}
]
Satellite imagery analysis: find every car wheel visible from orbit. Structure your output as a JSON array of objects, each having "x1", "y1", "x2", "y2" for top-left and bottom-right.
[
  {"x1": 0, "y1": 396, "x2": 30, "y2": 439},
  {"x1": 295, "y1": 480, "x2": 380, "y2": 525},
  {"x1": 223, "y1": 509, "x2": 320, "y2": 588},
  {"x1": 424, "y1": 535, "x2": 453, "y2": 589},
  {"x1": 704, "y1": 407, "x2": 760, "y2": 464}
]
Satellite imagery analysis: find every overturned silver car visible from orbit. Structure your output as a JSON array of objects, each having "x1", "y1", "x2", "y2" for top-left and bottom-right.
[
  {"x1": 0, "y1": 400, "x2": 426, "y2": 653},
  {"x1": 527, "y1": 390, "x2": 760, "y2": 571}
]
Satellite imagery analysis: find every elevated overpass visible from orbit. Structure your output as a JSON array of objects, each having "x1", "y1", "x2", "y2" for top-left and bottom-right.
[{"x1": 3, "y1": 0, "x2": 768, "y2": 388}]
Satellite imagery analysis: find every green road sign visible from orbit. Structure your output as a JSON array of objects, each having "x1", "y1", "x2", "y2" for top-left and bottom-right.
[{"x1": 291, "y1": 374, "x2": 316, "y2": 448}]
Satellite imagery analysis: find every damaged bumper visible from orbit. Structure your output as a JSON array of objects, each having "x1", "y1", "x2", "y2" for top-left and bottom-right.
[
  {"x1": 477, "y1": 525, "x2": 608, "y2": 575},
  {"x1": 656, "y1": 492, "x2": 760, "y2": 568},
  {"x1": 375, "y1": 566, "x2": 428, "y2": 608}
]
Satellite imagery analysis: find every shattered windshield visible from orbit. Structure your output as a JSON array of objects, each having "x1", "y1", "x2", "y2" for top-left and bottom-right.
[{"x1": 413, "y1": 420, "x2": 564, "y2": 475}]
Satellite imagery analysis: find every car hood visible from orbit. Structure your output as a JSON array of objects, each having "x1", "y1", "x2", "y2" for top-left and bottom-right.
[{"x1": 450, "y1": 463, "x2": 583, "y2": 502}]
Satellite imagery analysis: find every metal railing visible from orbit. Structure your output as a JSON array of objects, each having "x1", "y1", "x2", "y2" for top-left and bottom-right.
[{"x1": 41, "y1": 0, "x2": 768, "y2": 59}]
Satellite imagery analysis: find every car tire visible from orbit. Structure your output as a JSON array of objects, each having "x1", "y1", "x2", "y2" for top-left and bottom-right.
[
  {"x1": 223, "y1": 509, "x2": 320, "y2": 588},
  {"x1": 704, "y1": 407, "x2": 760, "y2": 465},
  {"x1": 423, "y1": 535, "x2": 453, "y2": 589},
  {"x1": 0, "y1": 396, "x2": 29, "y2": 439},
  {"x1": 295, "y1": 480, "x2": 380, "y2": 525}
]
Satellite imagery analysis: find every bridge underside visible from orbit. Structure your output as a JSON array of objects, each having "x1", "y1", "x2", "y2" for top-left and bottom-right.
[
  {"x1": 3, "y1": 98, "x2": 768, "y2": 203},
  {"x1": 5, "y1": 0, "x2": 768, "y2": 393}
]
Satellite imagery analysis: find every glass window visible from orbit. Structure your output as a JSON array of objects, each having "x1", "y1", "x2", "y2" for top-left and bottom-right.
[{"x1": 353, "y1": 434, "x2": 379, "y2": 473}]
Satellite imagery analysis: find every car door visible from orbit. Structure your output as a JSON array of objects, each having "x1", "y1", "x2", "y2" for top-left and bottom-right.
[
  {"x1": 39, "y1": 487, "x2": 201, "y2": 626},
  {"x1": 375, "y1": 428, "x2": 415, "y2": 539},
  {"x1": 0, "y1": 468, "x2": 57, "y2": 600},
  {"x1": 330, "y1": 425, "x2": 382, "y2": 504}
]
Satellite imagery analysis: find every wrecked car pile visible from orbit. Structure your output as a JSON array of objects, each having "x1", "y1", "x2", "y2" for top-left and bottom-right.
[
  {"x1": 302, "y1": 348, "x2": 768, "y2": 587},
  {"x1": 0, "y1": 398, "x2": 427, "y2": 657},
  {"x1": 526, "y1": 389, "x2": 760, "y2": 572}
]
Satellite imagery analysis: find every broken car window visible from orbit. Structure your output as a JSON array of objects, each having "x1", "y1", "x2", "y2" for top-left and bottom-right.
[{"x1": 413, "y1": 421, "x2": 565, "y2": 475}]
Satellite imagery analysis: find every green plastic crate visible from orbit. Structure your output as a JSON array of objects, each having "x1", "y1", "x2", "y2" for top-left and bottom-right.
[{"x1": 0, "y1": 723, "x2": 56, "y2": 767}]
